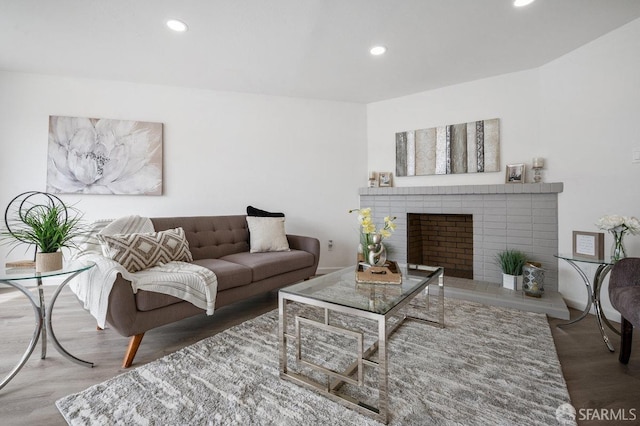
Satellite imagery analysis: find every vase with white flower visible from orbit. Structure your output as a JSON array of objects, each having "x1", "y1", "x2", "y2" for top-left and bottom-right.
[
  {"x1": 349, "y1": 208, "x2": 397, "y2": 266},
  {"x1": 596, "y1": 214, "x2": 640, "y2": 262}
]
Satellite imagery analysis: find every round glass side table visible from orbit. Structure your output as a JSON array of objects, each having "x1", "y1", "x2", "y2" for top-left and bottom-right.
[
  {"x1": 0, "y1": 261, "x2": 95, "y2": 391},
  {"x1": 554, "y1": 253, "x2": 619, "y2": 352}
]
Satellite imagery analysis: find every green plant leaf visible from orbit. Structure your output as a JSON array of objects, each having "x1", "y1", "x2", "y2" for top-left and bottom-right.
[
  {"x1": 1, "y1": 196, "x2": 88, "y2": 254},
  {"x1": 496, "y1": 249, "x2": 527, "y2": 275}
]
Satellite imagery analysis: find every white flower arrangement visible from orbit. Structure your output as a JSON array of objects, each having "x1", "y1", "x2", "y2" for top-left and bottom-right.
[
  {"x1": 348, "y1": 208, "x2": 396, "y2": 238},
  {"x1": 348, "y1": 208, "x2": 397, "y2": 266},
  {"x1": 596, "y1": 214, "x2": 640, "y2": 262},
  {"x1": 596, "y1": 215, "x2": 640, "y2": 235}
]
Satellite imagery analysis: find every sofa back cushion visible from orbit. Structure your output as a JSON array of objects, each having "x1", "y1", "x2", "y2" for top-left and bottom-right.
[{"x1": 151, "y1": 216, "x2": 250, "y2": 260}]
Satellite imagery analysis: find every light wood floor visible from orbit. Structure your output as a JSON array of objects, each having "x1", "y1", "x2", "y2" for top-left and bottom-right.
[{"x1": 1, "y1": 285, "x2": 638, "y2": 425}]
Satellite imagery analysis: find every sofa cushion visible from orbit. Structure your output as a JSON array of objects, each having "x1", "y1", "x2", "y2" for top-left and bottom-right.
[
  {"x1": 220, "y1": 250, "x2": 314, "y2": 282},
  {"x1": 135, "y1": 258, "x2": 253, "y2": 311},
  {"x1": 151, "y1": 216, "x2": 250, "y2": 260},
  {"x1": 246, "y1": 216, "x2": 290, "y2": 253},
  {"x1": 98, "y1": 227, "x2": 193, "y2": 273},
  {"x1": 191, "y1": 258, "x2": 253, "y2": 292}
]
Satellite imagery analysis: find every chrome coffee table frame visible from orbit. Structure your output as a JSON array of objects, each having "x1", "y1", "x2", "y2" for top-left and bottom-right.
[{"x1": 278, "y1": 264, "x2": 444, "y2": 424}]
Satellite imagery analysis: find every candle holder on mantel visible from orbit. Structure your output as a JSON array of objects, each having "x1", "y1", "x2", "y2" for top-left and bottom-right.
[
  {"x1": 368, "y1": 171, "x2": 378, "y2": 188},
  {"x1": 532, "y1": 157, "x2": 544, "y2": 183}
]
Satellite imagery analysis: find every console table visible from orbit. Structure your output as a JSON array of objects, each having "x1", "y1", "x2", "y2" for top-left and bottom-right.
[
  {"x1": 0, "y1": 262, "x2": 95, "y2": 391},
  {"x1": 554, "y1": 254, "x2": 619, "y2": 352}
]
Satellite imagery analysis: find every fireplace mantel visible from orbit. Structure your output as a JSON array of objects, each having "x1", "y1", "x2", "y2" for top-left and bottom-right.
[
  {"x1": 359, "y1": 182, "x2": 563, "y2": 196},
  {"x1": 358, "y1": 182, "x2": 563, "y2": 292}
]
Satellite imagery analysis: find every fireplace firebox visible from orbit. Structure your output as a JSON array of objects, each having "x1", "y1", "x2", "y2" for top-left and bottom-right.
[{"x1": 407, "y1": 213, "x2": 473, "y2": 279}]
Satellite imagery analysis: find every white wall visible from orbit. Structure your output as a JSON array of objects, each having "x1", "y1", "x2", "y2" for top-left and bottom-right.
[
  {"x1": 0, "y1": 72, "x2": 368, "y2": 273},
  {"x1": 3, "y1": 17, "x2": 640, "y2": 318},
  {"x1": 540, "y1": 18, "x2": 640, "y2": 319},
  {"x1": 367, "y1": 68, "x2": 541, "y2": 185},
  {"x1": 367, "y1": 18, "x2": 640, "y2": 320}
]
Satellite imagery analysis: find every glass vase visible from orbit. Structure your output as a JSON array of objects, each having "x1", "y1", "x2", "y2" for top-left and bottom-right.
[{"x1": 610, "y1": 230, "x2": 627, "y2": 263}]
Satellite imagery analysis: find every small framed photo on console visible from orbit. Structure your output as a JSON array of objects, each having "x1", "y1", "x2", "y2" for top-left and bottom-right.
[{"x1": 572, "y1": 231, "x2": 605, "y2": 260}]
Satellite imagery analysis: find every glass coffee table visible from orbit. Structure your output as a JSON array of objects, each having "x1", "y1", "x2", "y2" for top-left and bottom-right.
[{"x1": 278, "y1": 263, "x2": 444, "y2": 424}]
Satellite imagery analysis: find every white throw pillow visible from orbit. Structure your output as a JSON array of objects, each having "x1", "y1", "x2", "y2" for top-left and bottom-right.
[
  {"x1": 76, "y1": 218, "x2": 114, "y2": 255},
  {"x1": 246, "y1": 216, "x2": 290, "y2": 253},
  {"x1": 74, "y1": 215, "x2": 155, "y2": 258},
  {"x1": 100, "y1": 215, "x2": 155, "y2": 237}
]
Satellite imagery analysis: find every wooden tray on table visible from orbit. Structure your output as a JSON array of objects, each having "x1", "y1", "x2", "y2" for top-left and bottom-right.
[{"x1": 355, "y1": 260, "x2": 402, "y2": 284}]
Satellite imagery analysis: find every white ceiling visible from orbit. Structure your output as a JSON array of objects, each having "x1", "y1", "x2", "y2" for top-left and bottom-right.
[{"x1": 2, "y1": 0, "x2": 640, "y2": 103}]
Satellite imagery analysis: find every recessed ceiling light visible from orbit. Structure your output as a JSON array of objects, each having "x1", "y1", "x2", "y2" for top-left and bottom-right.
[
  {"x1": 513, "y1": 0, "x2": 535, "y2": 7},
  {"x1": 166, "y1": 19, "x2": 188, "y2": 32},
  {"x1": 370, "y1": 46, "x2": 387, "y2": 56}
]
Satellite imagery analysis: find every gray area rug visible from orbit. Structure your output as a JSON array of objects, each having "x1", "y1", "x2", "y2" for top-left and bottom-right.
[{"x1": 56, "y1": 298, "x2": 573, "y2": 425}]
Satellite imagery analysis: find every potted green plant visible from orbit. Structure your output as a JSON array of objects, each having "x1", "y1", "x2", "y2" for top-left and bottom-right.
[
  {"x1": 496, "y1": 249, "x2": 527, "y2": 290},
  {"x1": 1, "y1": 191, "x2": 86, "y2": 272}
]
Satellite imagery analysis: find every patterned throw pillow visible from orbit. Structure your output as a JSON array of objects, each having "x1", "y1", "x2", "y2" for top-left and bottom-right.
[{"x1": 97, "y1": 227, "x2": 193, "y2": 273}]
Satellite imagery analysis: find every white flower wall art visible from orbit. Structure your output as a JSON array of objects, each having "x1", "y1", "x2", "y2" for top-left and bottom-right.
[{"x1": 47, "y1": 116, "x2": 163, "y2": 195}]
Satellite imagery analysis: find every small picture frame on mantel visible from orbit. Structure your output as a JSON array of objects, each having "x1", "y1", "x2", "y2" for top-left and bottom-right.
[
  {"x1": 505, "y1": 164, "x2": 525, "y2": 183},
  {"x1": 379, "y1": 172, "x2": 393, "y2": 187},
  {"x1": 572, "y1": 231, "x2": 605, "y2": 260}
]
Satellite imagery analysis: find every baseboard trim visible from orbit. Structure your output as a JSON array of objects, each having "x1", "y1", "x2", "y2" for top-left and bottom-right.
[
  {"x1": 563, "y1": 296, "x2": 621, "y2": 324},
  {"x1": 316, "y1": 266, "x2": 347, "y2": 275}
]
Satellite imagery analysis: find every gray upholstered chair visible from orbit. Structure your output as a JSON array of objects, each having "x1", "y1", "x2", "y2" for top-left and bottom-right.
[{"x1": 608, "y1": 257, "x2": 640, "y2": 364}]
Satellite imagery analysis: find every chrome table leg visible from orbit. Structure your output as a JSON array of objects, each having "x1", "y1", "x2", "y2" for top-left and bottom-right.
[
  {"x1": 46, "y1": 270, "x2": 94, "y2": 367},
  {"x1": 557, "y1": 260, "x2": 614, "y2": 351},
  {"x1": 0, "y1": 280, "x2": 43, "y2": 391}
]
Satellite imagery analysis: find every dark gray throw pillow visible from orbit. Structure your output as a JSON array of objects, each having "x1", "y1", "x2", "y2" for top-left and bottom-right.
[{"x1": 246, "y1": 205, "x2": 285, "y2": 217}]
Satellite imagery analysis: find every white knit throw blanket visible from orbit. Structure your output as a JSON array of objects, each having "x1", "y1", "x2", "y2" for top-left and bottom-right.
[{"x1": 70, "y1": 216, "x2": 218, "y2": 329}]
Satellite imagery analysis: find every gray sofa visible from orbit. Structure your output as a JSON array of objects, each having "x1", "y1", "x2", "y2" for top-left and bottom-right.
[
  {"x1": 104, "y1": 215, "x2": 320, "y2": 367},
  {"x1": 608, "y1": 257, "x2": 640, "y2": 364}
]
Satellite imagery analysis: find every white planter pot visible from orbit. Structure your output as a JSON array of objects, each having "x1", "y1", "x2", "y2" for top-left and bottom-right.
[
  {"x1": 35, "y1": 251, "x2": 63, "y2": 272},
  {"x1": 502, "y1": 273, "x2": 523, "y2": 291}
]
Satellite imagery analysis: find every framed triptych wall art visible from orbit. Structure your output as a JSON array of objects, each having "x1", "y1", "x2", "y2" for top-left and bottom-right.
[{"x1": 396, "y1": 118, "x2": 500, "y2": 177}]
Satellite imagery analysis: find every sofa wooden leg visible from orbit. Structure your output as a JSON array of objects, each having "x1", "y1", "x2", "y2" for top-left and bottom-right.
[
  {"x1": 123, "y1": 333, "x2": 145, "y2": 368},
  {"x1": 619, "y1": 317, "x2": 633, "y2": 364}
]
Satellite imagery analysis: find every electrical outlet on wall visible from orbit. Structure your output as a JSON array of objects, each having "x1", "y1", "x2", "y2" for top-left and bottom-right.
[
  {"x1": 632, "y1": 148, "x2": 640, "y2": 164},
  {"x1": 328, "y1": 240, "x2": 333, "y2": 251}
]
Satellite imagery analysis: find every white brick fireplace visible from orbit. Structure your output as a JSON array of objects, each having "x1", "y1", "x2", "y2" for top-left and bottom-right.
[{"x1": 359, "y1": 183, "x2": 563, "y2": 292}]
